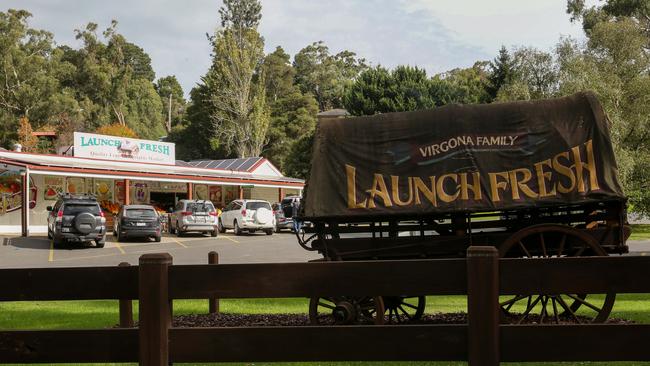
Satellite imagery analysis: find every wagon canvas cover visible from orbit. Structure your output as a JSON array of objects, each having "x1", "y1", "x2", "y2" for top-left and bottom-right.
[{"x1": 304, "y1": 92, "x2": 625, "y2": 219}]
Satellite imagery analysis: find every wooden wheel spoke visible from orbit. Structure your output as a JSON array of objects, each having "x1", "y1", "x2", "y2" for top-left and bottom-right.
[
  {"x1": 575, "y1": 244, "x2": 587, "y2": 257},
  {"x1": 556, "y1": 295, "x2": 581, "y2": 324},
  {"x1": 517, "y1": 295, "x2": 542, "y2": 324},
  {"x1": 401, "y1": 302, "x2": 419, "y2": 310},
  {"x1": 317, "y1": 302, "x2": 335, "y2": 310},
  {"x1": 551, "y1": 297, "x2": 560, "y2": 324},
  {"x1": 539, "y1": 296, "x2": 549, "y2": 323},
  {"x1": 397, "y1": 305, "x2": 412, "y2": 319},
  {"x1": 539, "y1": 233, "x2": 547, "y2": 257},
  {"x1": 500, "y1": 294, "x2": 527, "y2": 308},
  {"x1": 565, "y1": 294, "x2": 602, "y2": 312},
  {"x1": 518, "y1": 240, "x2": 531, "y2": 258},
  {"x1": 557, "y1": 234, "x2": 567, "y2": 257}
]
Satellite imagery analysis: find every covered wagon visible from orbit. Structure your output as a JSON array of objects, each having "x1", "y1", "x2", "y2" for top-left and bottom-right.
[{"x1": 298, "y1": 92, "x2": 630, "y2": 325}]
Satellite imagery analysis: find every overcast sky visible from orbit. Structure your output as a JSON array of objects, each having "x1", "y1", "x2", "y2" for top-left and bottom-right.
[{"x1": 4, "y1": 0, "x2": 593, "y2": 97}]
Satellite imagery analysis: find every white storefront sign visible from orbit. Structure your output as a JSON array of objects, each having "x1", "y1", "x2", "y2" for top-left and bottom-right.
[{"x1": 73, "y1": 132, "x2": 175, "y2": 165}]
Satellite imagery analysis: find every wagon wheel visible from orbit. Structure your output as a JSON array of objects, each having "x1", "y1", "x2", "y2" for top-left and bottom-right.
[
  {"x1": 498, "y1": 224, "x2": 615, "y2": 324},
  {"x1": 383, "y1": 296, "x2": 426, "y2": 324},
  {"x1": 309, "y1": 296, "x2": 385, "y2": 325}
]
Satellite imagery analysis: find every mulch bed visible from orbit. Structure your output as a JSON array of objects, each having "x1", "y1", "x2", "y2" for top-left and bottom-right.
[{"x1": 161, "y1": 312, "x2": 633, "y2": 327}]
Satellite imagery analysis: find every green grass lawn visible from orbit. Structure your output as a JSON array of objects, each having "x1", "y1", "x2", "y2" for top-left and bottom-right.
[
  {"x1": 630, "y1": 224, "x2": 650, "y2": 240},
  {"x1": 2, "y1": 295, "x2": 650, "y2": 366}
]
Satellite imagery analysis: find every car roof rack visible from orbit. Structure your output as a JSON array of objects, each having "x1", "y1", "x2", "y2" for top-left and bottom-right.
[{"x1": 59, "y1": 192, "x2": 97, "y2": 200}]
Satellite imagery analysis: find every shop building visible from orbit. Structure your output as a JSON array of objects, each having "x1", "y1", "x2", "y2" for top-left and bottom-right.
[{"x1": 0, "y1": 132, "x2": 303, "y2": 236}]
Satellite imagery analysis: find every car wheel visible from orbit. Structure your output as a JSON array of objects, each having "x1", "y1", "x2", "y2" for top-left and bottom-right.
[
  {"x1": 155, "y1": 235, "x2": 162, "y2": 243},
  {"x1": 265, "y1": 229, "x2": 273, "y2": 235},
  {"x1": 218, "y1": 219, "x2": 226, "y2": 233},
  {"x1": 95, "y1": 239, "x2": 105, "y2": 248},
  {"x1": 234, "y1": 220, "x2": 241, "y2": 236},
  {"x1": 211, "y1": 229, "x2": 218, "y2": 237}
]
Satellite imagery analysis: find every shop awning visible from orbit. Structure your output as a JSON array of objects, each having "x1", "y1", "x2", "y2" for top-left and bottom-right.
[{"x1": 0, "y1": 151, "x2": 303, "y2": 189}]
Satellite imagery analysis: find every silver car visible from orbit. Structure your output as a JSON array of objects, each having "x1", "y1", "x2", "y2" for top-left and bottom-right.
[
  {"x1": 218, "y1": 199, "x2": 275, "y2": 235},
  {"x1": 169, "y1": 199, "x2": 218, "y2": 237}
]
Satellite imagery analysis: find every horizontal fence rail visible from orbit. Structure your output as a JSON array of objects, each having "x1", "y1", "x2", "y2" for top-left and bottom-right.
[
  {"x1": 1, "y1": 248, "x2": 650, "y2": 365},
  {"x1": 0, "y1": 265, "x2": 138, "y2": 301},
  {"x1": 169, "y1": 259, "x2": 468, "y2": 298}
]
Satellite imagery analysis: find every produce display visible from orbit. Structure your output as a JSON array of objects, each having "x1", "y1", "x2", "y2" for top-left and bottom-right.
[{"x1": 100, "y1": 200, "x2": 120, "y2": 215}]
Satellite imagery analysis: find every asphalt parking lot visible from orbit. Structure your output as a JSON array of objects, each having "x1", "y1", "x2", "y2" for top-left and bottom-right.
[
  {"x1": 1, "y1": 232, "x2": 648, "y2": 269},
  {"x1": 0, "y1": 231, "x2": 321, "y2": 268}
]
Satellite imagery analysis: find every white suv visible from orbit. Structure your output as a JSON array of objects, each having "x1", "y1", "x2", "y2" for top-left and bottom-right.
[{"x1": 219, "y1": 199, "x2": 275, "y2": 235}]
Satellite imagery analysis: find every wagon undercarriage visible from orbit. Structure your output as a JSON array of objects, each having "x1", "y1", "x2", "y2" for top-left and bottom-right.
[{"x1": 298, "y1": 202, "x2": 629, "y2": 325}]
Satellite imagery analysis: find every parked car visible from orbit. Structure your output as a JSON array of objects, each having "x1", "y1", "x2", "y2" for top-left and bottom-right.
[
  {"x1": 169, "y1": 199, "x2": 218, "y2": 237},
  {"x1": 272, "y1": 202, "x2": 293, "y2": 232},
  {"x1": 46, "y1": 193, "x2": 106, "y2": 248},
  {"x1": 219, "y1": 199, "x2": 275, "y2": 235},
  {"x1": 280, "y1": 196, "x2": 301, "y2": 218},
  {"x1": 113, "y1": 205, "x2": 162, "y2": 242}
]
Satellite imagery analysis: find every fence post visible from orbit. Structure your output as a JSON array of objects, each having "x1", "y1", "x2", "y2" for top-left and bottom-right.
[
  {"x1": 208, "y1": 251, "x2": 219, "y2": 314},
  {"x1": 118, "y1": 262, "x2": 134, "y2": 328},
  {"x1": 467, "y1": 246, "x2": 500, "y2": 366},
  {"x1": 139, "y1": 253, "x2": 172, "y2": 366}
]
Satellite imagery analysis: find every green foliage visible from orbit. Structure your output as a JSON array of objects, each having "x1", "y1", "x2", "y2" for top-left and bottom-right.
[
  {"x1": 487, "y1": 46, "x2": 518, "y2": 99},
  {"x1": 169, "y1": 84, "x2": 232, "y2": 161},
  {"x1": 262, "y1": 46, "x2": 296, "y2": 103},
  {"x1": 155, "y1": 75, "x2": 186, "y2": 132},
  {"x1": 284, "y1": 132, "x2": 315, "y2": 180},
  {"x1": 95, "y1": 123, "x2": 138, "y2": 138},
  {"x1": 65, "y1": 20, "x2": 166, "y2": 139},
  {"x1": 345, "y1": 63, "x2": 491, "y2": 116},
  {"x1": 344, "y1": 65, "x2": 435, "y2": 115},
  {"x1": 0, "y1": 9, "x2": 80, "y2": 146},
  {"x1": 557, "y1": 0, "x2": 650, "y2": 214},
  {"x1": 431, "y1": 62, "x2": 492, "y2": 105},
  {"x1": 219, "y1": 0, "x2": 262, "y2": 29},
  {"x1": 294, "y1": 41, "x2": 367, "y2": 111},
  {"x1": 205, "y1": 27, "x2": 269, "y2": 158},
  {"x1": 265, "y1": 91, "x2": 318, "y2": 172}
]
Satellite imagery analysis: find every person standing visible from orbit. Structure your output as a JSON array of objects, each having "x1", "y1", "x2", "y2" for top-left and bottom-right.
[{"x1": 291, "y1": 198, "x2": 302, "y2": 232}]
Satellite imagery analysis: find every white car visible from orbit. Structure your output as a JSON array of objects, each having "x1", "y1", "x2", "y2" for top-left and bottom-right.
[{"x1": 219, "y1": 199, "x2": 275, "y2": 235}]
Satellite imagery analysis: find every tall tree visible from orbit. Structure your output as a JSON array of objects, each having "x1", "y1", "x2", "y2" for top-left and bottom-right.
[
  {"x1": 206, "y1": 0, "x2": 270, "y2": 158},
  {"x1": 563, "y1": 0, "x2": 650, "y2": 214},
  {"x1": 155, "y1": 75, "x2": 186, "y2": 132},
  {"x1": 294, "y1": 41, "x2": 367, "y2": 111},
  {"x1": 487, "y1": 46, "x2": 517, "y2": 99},
  {"x1": 262, "y1": 46, "x2": 296, "y2": 103},
  {"x1": 430, "y1": 62, "x2": 492, "y2": 105},
  {"x1": 0, "y1": 9, "x2": 79, "y2": 146},
  {"x1": 68, "y1": 21, "x2": 166, "y2": 139},
  {"x1": 344, "y1": 65, "x2": 435, "y2": 116}
]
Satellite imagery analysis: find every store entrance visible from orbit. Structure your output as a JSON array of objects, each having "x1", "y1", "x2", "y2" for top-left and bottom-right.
[{"x1": 150, "y1": 192, "x2": 187, "y2": 213}]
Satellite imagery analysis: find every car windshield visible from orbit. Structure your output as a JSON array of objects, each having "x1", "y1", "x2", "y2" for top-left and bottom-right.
[
  {"x1": 187, "y1": 202, "x2": 214, "y2": 213},
  {"x1": 63, "y1": 203, "x2": 100, "y2": 215},
  {"x1": 125, "y1": 209, "x2": 157, "y2": 218},
  {"x1": 246, "y1": 201, "x2": 271, "y2": 210}
]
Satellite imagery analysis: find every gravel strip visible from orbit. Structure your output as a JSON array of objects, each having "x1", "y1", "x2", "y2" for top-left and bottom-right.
[{"x1": 163, "y1": 312, "x2": 633, "y2": 328}]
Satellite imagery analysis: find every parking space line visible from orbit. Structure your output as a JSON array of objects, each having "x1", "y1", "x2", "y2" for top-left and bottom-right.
[
  {"x1": 114, "y1": 241, "x2": 126, "y2": 254},
  {"x1": 220, "y1": 235, "x2": 239, "y2": 244},
  {"x1": 170, "y1": 236, "x2": 188, "y2": 248},
  {"x1": 48, "y1": 240, "x2": 54, "y2": 262}
]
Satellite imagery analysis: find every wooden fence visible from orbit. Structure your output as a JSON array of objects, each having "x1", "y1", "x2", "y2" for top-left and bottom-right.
[{"x1": 1, "y1": 246, "x2": 650, "y2": 365}]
